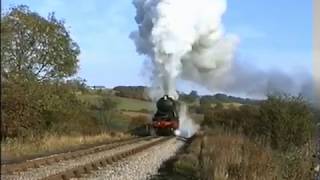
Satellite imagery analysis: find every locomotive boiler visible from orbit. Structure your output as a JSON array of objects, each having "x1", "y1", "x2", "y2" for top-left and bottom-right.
[{"x1": 150, "y1": 95, "x2": 179, "y2": 136}]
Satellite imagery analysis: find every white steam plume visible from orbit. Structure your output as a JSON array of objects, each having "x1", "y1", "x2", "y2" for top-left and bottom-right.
[
  {"x1": 131, "y1": 0, "x2": 314, "y2": 102},
  {"x1": 178, "y1": 104, "x2": 200, "y2": 138},
  {"x1": 130, "y1": 0, "x2": 238, "y2": 100}
]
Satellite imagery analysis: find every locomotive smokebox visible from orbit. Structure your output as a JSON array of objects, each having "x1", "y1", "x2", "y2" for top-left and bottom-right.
[{"x1": 156, "y1": 95, "x2": 175, "y2": 113}]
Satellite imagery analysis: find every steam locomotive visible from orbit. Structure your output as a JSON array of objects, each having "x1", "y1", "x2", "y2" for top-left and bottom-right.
[{"x1": 150, "y1": 95, "x2": 179, "y2": 136}]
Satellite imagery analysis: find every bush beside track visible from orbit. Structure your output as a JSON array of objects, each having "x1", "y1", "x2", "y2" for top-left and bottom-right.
[{"x1": 158, "y1": 94, "x2": 318, "y2": 180}]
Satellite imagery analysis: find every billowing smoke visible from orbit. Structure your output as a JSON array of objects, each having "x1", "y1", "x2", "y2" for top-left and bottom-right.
[
  {"x1": 131, "y1": 0, "x2": 237, "y2": 100},
  {"x1": 183, "y1": 59, "x2": 316, "y2": 99},
  {"x1": 131, "y1": 0, "x2": 315, "y2": 102}
]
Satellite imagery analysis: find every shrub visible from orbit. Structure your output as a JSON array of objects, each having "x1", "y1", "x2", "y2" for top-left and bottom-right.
[
  {"x1": 127, "y1": 115, "x2": 150, "y2": 136},
  {"x1": 1, "y1": 79, "x2": 43, "y2": 138},
  {"x1": 259, "y1": 94, "x2": 315, "y2": 151},
  {"x1": 1, "y1": 78, "x2": 111, "y2": 139},
  {"x1": 203, "y1": 94, "x2": 315, "y2": 151},
  {"x1": 129, "y1": 115, "x2": 149, "y2": 129}
]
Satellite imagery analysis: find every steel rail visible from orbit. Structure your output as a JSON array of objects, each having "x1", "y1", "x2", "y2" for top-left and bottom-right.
[{"x1": 1, "y1": 136, "x2": 153, "y2": 175}]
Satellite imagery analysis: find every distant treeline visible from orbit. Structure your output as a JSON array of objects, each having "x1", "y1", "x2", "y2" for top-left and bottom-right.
[
  {"x1": 199, "y1": 93, "x2": 261, "y2": 105},
  {"x1": 113, "y1": 86, "x2": 150, "y2": 101},
  {"x1": 112, "y1": 86, "x2": 260, "y2": 105}
]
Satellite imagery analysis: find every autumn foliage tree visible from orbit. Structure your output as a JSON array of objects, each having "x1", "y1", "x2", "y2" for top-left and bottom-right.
[
  {"x1": 1, "y1": 5, "x2": 84, "y2": 138},
  {"x1": 1, "y1": 5, "x2": 80, "y2": 81}
]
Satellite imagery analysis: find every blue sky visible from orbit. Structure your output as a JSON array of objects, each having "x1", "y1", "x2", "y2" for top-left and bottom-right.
[{"x1": 2, "y1": 0, "x2": 312, "y2": 94}]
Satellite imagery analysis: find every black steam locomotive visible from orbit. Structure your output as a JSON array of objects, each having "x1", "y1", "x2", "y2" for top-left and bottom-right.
[{"x1": 150, "y1": 95, "x2": 179, "y2": 136}]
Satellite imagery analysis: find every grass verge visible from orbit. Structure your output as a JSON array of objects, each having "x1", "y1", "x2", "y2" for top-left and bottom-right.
[
  {"x1": 1, "y1": 132, "x2": 131, "y2": 162},
  {"x1": 172, "y1": 130, "x2": 315, "y2": 180}
]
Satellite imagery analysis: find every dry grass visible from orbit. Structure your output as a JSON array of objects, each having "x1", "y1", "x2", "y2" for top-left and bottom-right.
[
  {"x1": 200, "y1": 133, "x2": 276, "y2": 180},
  {"x1": 173, "y1": 130, "x2": 315, "y2": 180},
  {"x1": 210, "y1": 102, "x2": 243, "y2": 109},
  {"x1": 1, "y1": 132, "x2": 131, "y2": 160}
]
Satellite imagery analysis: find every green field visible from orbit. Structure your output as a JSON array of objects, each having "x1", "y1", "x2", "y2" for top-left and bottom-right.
[
  {"x1": 78, "y1": 94, "x2": 154, "y2": 112},
  {"x1": 110, "y1": 96, "x2": 154, "y2": 111},
  {"x1": 78, "y1": 94, "x2": 101, "y2": 105}
]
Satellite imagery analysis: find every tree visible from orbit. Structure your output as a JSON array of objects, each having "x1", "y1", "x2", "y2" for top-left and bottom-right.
[
  {"x1": 189, "y1": 90, "x2": 199, "y2": 99},
  {"x1": 179, "y1": 90, "x2": 199, "y2": 104},
  {"x1": 66, "y1": 77, "x2": 88, "y2": 92},
  {"x1": 1, "y1": 5, "x2": 80, "y2": 81}
]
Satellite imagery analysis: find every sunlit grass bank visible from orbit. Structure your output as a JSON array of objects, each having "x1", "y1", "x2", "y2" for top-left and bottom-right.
[
  {"x1": 172, "y1": 130, "x2": 315, "y2": 180},
  {"x1": 1, "y1": 132, "x2": 131, "y2": 159}
]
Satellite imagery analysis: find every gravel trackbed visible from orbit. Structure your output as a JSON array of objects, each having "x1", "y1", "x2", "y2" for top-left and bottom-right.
[{"x1": 75, "y1": 138, "x2": 184, "y2": 180}]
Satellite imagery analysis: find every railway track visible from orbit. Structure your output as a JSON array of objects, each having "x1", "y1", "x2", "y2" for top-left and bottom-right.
[{"x1": 1, "y1": 136, "x2": 172, "y2": 180}]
